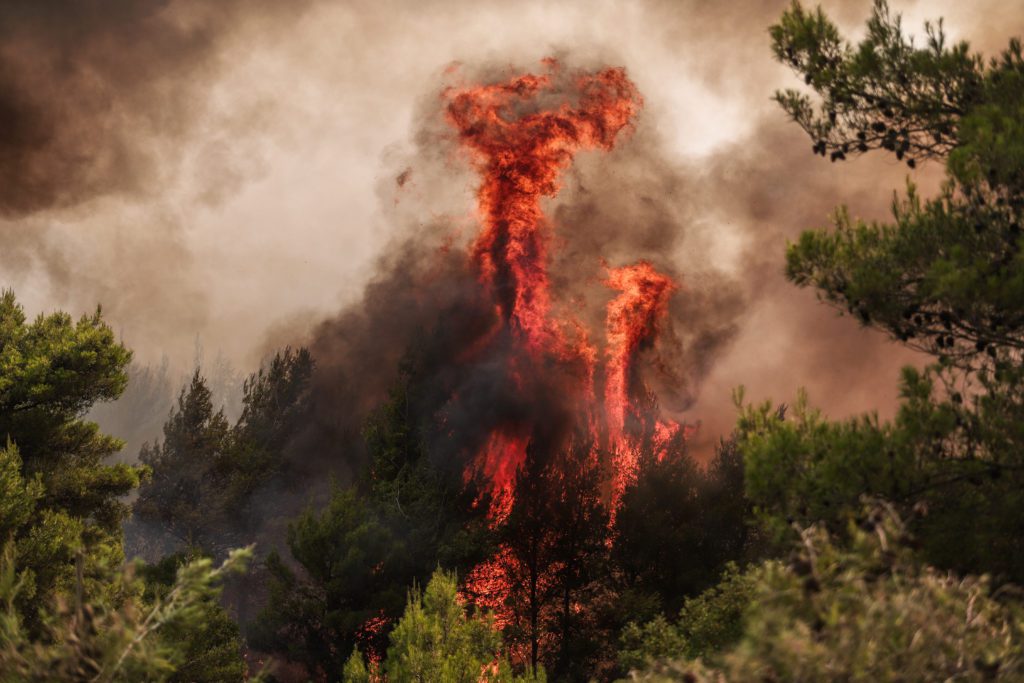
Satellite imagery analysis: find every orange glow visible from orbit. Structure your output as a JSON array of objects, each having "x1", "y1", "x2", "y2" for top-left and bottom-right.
[
  {"x1": 604, "y1": 261, "x2": 680, "y2": 510},
  {"x1": 444, "y1": 61, "x2": 640, "y2": 353},
  {"x1": 443, "y1": 61, "x2": 695, "y2": 661}
]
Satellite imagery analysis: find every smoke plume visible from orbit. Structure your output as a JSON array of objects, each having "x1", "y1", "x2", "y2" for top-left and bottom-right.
[{"x1": 3, "y1": 0, "x2": 1017, "y2": 466}]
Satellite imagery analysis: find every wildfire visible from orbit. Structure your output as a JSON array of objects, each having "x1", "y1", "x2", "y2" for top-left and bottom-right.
[
  {"x1": 444, "y1": 62, "x2": 641, "y2": 353},
  {"x1": 603, "y1": 261, "x2": 679, "y2": 510},
  {"x1": 443, "y1": 60, "x2": 686, "y2": 516},
  {"x1": 442, "y1": 61, "x2": 692, "y2": 666}
]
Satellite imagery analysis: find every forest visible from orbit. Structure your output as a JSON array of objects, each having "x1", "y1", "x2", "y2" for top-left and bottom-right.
[{"x1": 2, "y1": 1, "x2": 1024, "y2": 681}]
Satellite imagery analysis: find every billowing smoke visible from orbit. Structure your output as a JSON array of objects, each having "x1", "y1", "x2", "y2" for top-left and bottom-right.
[
  {"x1": 5, "y1": 0, "x2": 1015, "y2": 471},
  {"x1": 0, "y1": 0, "x2": 317, "y2": 367},
  {"x1": 0, "y1": 0, "x2": 319, "y2": 217},
  {"x1": 294, "y1": 60, "x2": 747, "y2": 524}
]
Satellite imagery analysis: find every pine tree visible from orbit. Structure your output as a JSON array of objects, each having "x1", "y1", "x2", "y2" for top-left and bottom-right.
[
  {"x1": 612, "y1": 436, "x2": 754, "y2": 618},
  {"x1": 252, "y1": 357, "x2": 493, "y2": 679},
  {"x1": 0, "y1": 291, "x2": 138, "y2": 629},
  {"x1": 493, "y1": 436, "x2": 610, "y2": 679},
  {"x1": 132, "y1": 348, "x2": 315, "y2": 558},
  {"x1": 384, "y1": 569, "x2": 502, "y2": 683},
  {"x1": 133, "y1": 370, "x2": 231, "y2": 556},
  {"x1": 740, "y1": 0, "x2": 1024, "y2": 582}
]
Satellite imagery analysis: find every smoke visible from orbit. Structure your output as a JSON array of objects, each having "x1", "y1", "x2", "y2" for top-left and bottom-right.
[
  {"x1": 0, "y1": 0, "x2": 317, "y2": 366},
  {"x1": 0, "y1": 0, "x2": 319, "y2": 217},
  {"x1": 283, "y1": 0, "x2": 1016, "y2": 474},
  {"x1": 3, "y1": 0, "x2": 1018, "y2": 466}
]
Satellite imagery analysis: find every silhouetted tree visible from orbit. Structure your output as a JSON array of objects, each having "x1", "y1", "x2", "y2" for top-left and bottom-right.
[
  {"x1": 132, "y1": 348, "x2": 315, "y2": 559},
  {"x1": 488, "y1": 435, "x2": 610, "y2": 680},
  {"x1": 251, "y1": 357, "x2": 492, "y2": 679},
  {"x1": 134, "y1": 370, "x2": 232, "y2": 555},
  {"x1": 612, "y1": 435, "x2": 757, "y2": 620}
]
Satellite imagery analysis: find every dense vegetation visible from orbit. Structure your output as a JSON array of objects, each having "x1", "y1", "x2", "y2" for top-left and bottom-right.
[
  {"x1": 1, "y1": 1, "x2": 1022, "y2": 681},
  {"x1": 625, "y1": 0, "x2": 1024, "y2": 678}
]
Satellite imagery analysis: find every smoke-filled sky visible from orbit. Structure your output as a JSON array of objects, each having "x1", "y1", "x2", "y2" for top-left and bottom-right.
[{"x1": 3, "y1": 0, "x2": 1021, "y2": 454}]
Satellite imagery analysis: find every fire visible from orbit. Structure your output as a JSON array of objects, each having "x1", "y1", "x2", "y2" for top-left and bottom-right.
[
  {"x1": 441, "y1": 60, "x2": 692, "y2": 664},
  {"x1": 470, "y1": 430, "x2": 530, "y2": 522},
  {"x1": 444, "y1": 62, "x2": 641, "y2": 353},
  {"x1": 443, "y1": 60, "x2": 685, "y2": 514},
  {"x1": 603, "y1": 261, "x2": 679, "y2": 509}
]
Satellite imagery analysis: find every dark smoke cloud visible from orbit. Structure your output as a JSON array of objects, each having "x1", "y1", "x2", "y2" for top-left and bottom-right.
[
  {"x1": 0, "y1": 0, "x2": 322, "y2": 372},
  {"x1": 292, "y1": 61, "x2": 751, "y2": 492},
  {"x1": 298, "y1": 221, "x2": 493, "y2": 478},
  {"x1": 0, "y1": 0, "x2": 316, "y2": 217},
  {"x1": 4, "y1": 0, "x2": 1016, "y2": 472}
]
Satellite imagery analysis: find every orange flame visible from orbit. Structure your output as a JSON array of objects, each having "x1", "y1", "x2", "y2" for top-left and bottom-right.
[
  {"x1": 443, "y1": 63, "x2": 693, "y2": 660},
  {"x1": 445, "y1": 62, "x2": 641, "y2": 352},
  {"x1": 604, "y1": 261, "x2": 679, "y2": 509}
]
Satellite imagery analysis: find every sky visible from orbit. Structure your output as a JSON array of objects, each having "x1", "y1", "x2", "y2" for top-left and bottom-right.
[{"x1": 2, "y1": 0, "x2": 1020, "y2": 453}]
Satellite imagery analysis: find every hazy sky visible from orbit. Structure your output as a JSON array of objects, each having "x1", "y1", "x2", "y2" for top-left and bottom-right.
[{"x1": 2, "y1": 0, "x2": 1020, "y2": 450}]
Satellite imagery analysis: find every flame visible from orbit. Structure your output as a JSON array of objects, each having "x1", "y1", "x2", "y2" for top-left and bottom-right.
[
  {"x1": 440, "y1": 61, "x2": 693, "y2": 662},
  {"x1": 468, "y1": 431, "x2": 529, "y2": 523},
  {"x1": 445, "y1": 62, "x2": 641, "y2": 353},
  {"x1": 603, "y1": 261, "x2": 679, "y2": 509},
  {"x1": 444, "y1": 60, "x2": 687, "y2": 515}
]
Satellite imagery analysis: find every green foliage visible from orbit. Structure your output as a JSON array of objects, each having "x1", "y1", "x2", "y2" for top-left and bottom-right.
[
  {"x1": 384, "y1": 568, "x2": 503, "y2": 682},
  {"x1": 619, "y1": 564, "x2": 754, "y2": 673},
  {"x1": 342, "y1": 568, "x2": 545, "y2": 683},
  {"x1": 771, "y1": 0, "x2": 982, "y2": 166},
  {"x1": 226, "y1": 347, "x2": 314, "y2": 517},
  {"x1": 360, "y1": 358, "x2": 492, "y2": 574},
  {"x1": 135, "y1": 370, "x2": 232, "y2": 553},
  {"x1": 0, "y1": 442, "x2": 43, "y2": 542},
  {"x1": 0, "y1": 542, "x2": 252, "y2": 682},
  {"x1": 133, "y1": 347, "x2": 314, "y2": 557},
  {"x1": 737, "y1": 388, "x2": 898, "y2": 538},
  {"x1": 630, "y1": 505, "x2": 1024, "y2": 682},
  {"x1": 253, "y1": 357, "x2": 492, "y2": 679},
  {"x1": 756, "y1": 0, "x2": 1024, "y2": 582},
  {"x1": 0, "y1": 291, "x2": 131, "y2": 420},
  {"x1": 613, "y1": 437, "x2": 759, "y2": 618},
  {"x1": 0, "y1": 292, "x2": 256, "y2": 681},
  {"x1": 775, "y1": 1, "x2": 1024, "y2": 359},
  {"x1": 251, "y1": 485, "x2": 404, "y2": 675},
  {"x1": 0, "y1": 290, "x2": 140, "y2": 627},
  {"x1": 341, "y1": 647, "x2": 370, "y2": 683},
  {"x1": 140, "y1": 552, "x2": 247, "y2": 682}
]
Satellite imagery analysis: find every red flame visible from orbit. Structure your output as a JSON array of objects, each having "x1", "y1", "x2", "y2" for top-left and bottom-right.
[
  {"x1": 443, "y1": 61, "x2": 692, "y2": 661},
  {"x1": 445, "y1": 63, "x2": 641, "y2": 353},
  {"x1": 444, "y1": 60, "x2": 686, "y2": 514},
  {"x1": 603, "y1": 261, "x2": 679, "y2": 509}
]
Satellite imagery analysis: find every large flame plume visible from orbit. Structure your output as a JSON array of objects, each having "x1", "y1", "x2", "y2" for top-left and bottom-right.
[{"x1": 441, "y1": 60, "x2": 689, "y2": 520}]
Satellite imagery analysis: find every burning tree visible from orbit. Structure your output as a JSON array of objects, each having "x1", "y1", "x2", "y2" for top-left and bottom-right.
[
  {"x1": 432, "y1": 60, "x2": 706, "y2": 677},
  {"x1": 253, "y1": 60, "x2": 733, "y2": 681},
  {"x1": 442, "y1": 60, "x2": 687, "y2": 520}
]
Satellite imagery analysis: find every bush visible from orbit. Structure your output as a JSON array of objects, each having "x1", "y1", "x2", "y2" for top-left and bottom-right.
[{"x1": 630, "y1": 503, "x2": 1024, "y2": 682}]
